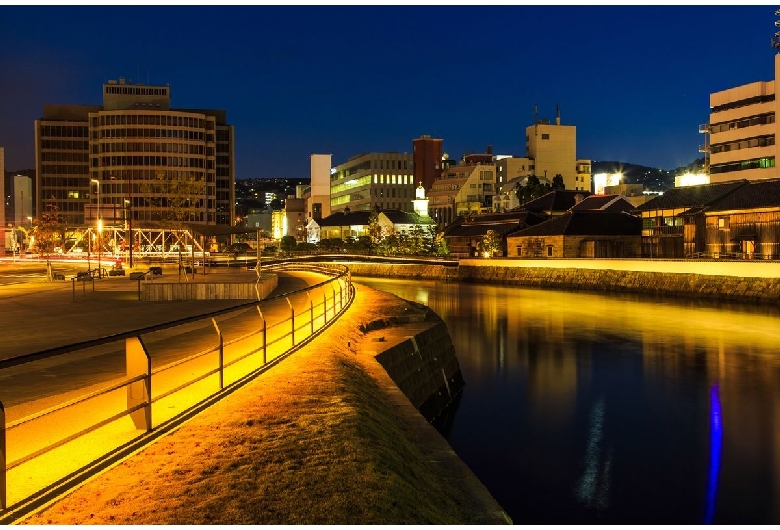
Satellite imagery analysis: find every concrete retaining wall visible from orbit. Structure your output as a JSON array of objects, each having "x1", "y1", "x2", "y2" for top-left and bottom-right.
[
  {"x1": 370, "y1": 315, "x2": 465, "y2": 422},
  {"x1": 141, "y1": 274, "x2": 278, "y2": 301},
  {"x1": 348, "y1": 260, "x2": 780, "y2": 304}
]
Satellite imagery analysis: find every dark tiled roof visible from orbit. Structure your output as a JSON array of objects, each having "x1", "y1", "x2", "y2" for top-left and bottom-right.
[
  {"x1": 570, "y1": 194, "x2": 634, "y2": 213},
  {"x1": 445, "y1": 223, "x2": 524, "y2": 238},
  {"x1": 519, "y1": 190, "x2": 592, "y2": 213},
  {"x1": 381, "y1": 209, "x2": 436, "y2": 225},
  {"x1": 706, "y1": 178, "x2": 780, "y2": 212},
  {"x1": 635, "y1": 180, "x2": 748, "y2": 211},
  {"x1": 511, "y1": 211, "x2": 641, "y2": 237},
  {"x1": 318, "y1": 210, "x2": 373, "y2": 227},
  {"x1": 442, "y1": 211, "x2": 546, "y2": 237}
]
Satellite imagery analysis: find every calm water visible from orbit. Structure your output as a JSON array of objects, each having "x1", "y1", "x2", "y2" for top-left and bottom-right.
[{"x1": 354, "y1": 277, "x2": 780, "y2": 525}]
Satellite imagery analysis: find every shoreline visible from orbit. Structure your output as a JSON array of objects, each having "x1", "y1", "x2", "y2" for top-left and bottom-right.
[{"x1": 17, "y1": 284, "x2": 509, "y2": 525}]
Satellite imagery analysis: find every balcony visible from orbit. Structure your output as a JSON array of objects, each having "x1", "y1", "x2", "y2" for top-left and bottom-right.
[{"x1": 699, "y1": 123, "x2": 710, "y2": 134}]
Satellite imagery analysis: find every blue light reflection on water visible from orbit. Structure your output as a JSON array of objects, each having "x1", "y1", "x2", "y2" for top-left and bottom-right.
[
  {"x1": 705, "y1": 383, "x2": 723, "y2": 525},
  {"x1": 355, "y1": 277, "x2": 780, "y2": 524}
]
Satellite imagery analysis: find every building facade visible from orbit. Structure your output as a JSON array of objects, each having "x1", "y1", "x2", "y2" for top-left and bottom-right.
[
  {"x1": 702, "y1": 53, "x2": 780, "y2": 183},
  {"x1": 309, "y1": 154, "x2": 332, "y2": 221},
  {"x1": 35, "y1": 78, "x2": 235, "y2": 228},
  {"x1": 329, "y1": 152, "x2": 415, "y2": 213},
  {"x1": 427, "y1": 163, "x2": 497, "y2": 227},
  {"x1": 412, "y1": 135, "x2": 443, "y2": 191},
  {"x1": 525, "y1": 114, "x2": 591, "y2": 192}
]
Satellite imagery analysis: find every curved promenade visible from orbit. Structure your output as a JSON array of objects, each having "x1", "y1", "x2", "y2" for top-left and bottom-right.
[{"x1": 1, "y1": 269, "x2": 508, "y2": 524}]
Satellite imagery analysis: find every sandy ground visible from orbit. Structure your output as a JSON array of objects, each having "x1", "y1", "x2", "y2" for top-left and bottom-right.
[{"x1": 18, "y1": 284, "x2": 509, "y2": 525}]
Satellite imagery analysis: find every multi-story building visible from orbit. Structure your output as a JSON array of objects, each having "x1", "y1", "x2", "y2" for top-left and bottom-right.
[
  {"x1": 14, "y1": 175, "x2": 32, "y2": 227},
  {"x1": 309, "y1": 154, "x2": 332, "y2": 221},
  {"x1": 525, "y1": 111, "x2": 591, "y2": 192},
  {"x1": 702, "y1": 54, "x2": 780, "y2": 183},
  {"x1": 34, "y1": 77, "x2": 235, "y2": 227},
  {"x1": 427, "y1": 162, "x2": 496, "y2": 227},
  {"x1": 412, "y1": 135, "x2": 443, "y2": 191},
  {"x1": 329, "y1": 152, "x2": 415, "y2": 213}
]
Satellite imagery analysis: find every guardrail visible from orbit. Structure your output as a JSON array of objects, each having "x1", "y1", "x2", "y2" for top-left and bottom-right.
[{"x1": 0, "y1": 263, "x2": 353, "y2": 513}]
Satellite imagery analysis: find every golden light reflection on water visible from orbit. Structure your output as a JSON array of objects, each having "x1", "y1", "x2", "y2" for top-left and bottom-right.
[{"x1": 356, "y1": 277, "x2": 780, "y2": 522}]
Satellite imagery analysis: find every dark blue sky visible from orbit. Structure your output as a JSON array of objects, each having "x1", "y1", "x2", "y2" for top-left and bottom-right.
[{"x1": 1, "y1": 5, "x2": 777, "y2": 178}]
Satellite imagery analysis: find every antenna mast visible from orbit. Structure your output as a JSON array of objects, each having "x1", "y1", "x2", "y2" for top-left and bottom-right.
[{"x1": 773, "y1": 8, "x2": 780, "y2": 49}]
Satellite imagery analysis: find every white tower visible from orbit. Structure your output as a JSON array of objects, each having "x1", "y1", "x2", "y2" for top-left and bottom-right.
[{"x1": 412, "y1": 182, "x2": 429, "y2": 217}]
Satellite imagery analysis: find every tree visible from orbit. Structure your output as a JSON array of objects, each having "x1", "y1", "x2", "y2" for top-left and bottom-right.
[
  {"x1": 516, "y1": 175, "x2": 551, "y2": 204},
  {"x1": 477, "y1": 229, "x2": 503, "y2": 258},
  {"x1": 279, "y1": 235, "x2": 297, "y2": 252},
  {"x1": 433, "y1": 231, "x2": 450, "y2": 257},
  {"x1": 140, "y1": 170, "x2": 207, "y2": 225},
  {"x1": 270, "y1": 198, "x2": 284, "y2": 211},
  {"x1": 32, "y1": 198, "x2": 65, "y2": 256},
  {"x1": 366, "y1": 210, "x2": 383, "y2": 252},
  {"x1": 552, "y1": 174, "x2": 565, "y2": 190}
]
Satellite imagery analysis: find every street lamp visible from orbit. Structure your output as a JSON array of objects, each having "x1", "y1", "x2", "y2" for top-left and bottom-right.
[{"x1": 91, "y1": 179, "x2": 101, "y2": 276}]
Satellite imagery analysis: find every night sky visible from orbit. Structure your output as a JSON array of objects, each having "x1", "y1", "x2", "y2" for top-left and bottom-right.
[{"x1": 0, "y1": 5, "x2": 777, "y2": 179}]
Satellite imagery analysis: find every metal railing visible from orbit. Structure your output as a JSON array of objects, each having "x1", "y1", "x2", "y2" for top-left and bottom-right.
[{"x1": 0, "y1": 263, "x2": 353, "y2": 512}]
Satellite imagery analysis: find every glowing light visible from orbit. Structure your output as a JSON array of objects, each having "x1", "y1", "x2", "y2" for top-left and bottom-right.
[
  {"x1": 704, "y1": 383, "x2": 722, "y2": 524},
  {"x1": 675, "y1": 173, "x2": 710, "y2": 187},
  {"x1": 593, "y1": 173, "x2": 622, "y2": 195}
]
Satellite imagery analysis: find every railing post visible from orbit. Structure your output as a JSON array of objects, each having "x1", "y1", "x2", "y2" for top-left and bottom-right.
[
  {"x1": 323, "y1": 292, "x2": 327, "y2": 325},
  {"x1": 72, "y1": 277, "x2": 76, "y2": 301},
  {"x1": 257, "y1": 306, "x2": 267, "y2": 365},
  {"x1": 212, "y1": 318, "x2": 224, "y2": 390},
  {"x1": 331, "y1": 284, "x2": 336, "y2": 319},
  {"x1": 1, "y1": 400, "x2": 6, "y2": 511},
  {"x1": 126, "y1": 336, "x2": 152, "y2": 431},
  {"x1": 306, "y1": 292, "x2": 314, "y2": 335},
  {"x1": 339, "y1": 282, "x2": 343, "y2": 309},
  {"x1": 286, "y1": 297, "x2": 294, "y2": 347}
]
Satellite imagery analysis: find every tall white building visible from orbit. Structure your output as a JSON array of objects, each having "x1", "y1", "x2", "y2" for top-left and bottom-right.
[
  {"x1": 330, "y1": 152, "x2": 414, "y2": 213},
  {"x1": 309, "y1": 154, "x2": 332, "y2": 220},
  {"x1": 14, "y1": 175, "x2": 32, "y2": 227},
  {"x1": 525, "y1": 112, "x2": 591, "y2": 192},
  {"x1": 702, "y1": 54, "x2": 780, "y2": 182}
]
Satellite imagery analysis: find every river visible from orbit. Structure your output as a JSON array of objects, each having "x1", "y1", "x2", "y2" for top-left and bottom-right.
[{"x1": 353, "y1": 277, "x2": 780, "y2": 524}]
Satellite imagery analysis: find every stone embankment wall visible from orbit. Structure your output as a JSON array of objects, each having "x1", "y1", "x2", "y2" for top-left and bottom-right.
[
  {"x1": 362, "y1": 307, "x2": 465, "y2": 422},
  {"x1": 348, "y1": 260, "x2": 780, "y2": 304},
  {"x1": 142, "y1": 274, "x2": 278, "y2": 301}
]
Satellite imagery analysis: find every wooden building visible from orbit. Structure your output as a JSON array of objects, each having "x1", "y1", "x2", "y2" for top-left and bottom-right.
[
  {"x1": 442, "y1": 211, "x2": 546, "y2": 259},
  {"x1": 506, "y1": 211, "x2": 642, "y2": 258}
]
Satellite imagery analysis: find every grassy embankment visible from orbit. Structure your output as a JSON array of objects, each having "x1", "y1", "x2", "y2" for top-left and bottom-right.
[{"x1": 21, "y1": 285, "x2": 508, "y2": 525}]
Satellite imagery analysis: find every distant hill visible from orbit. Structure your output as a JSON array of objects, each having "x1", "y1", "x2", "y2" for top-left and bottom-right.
[{"x1": 591, "y1": 158, "x2": 706, "y2": 192}]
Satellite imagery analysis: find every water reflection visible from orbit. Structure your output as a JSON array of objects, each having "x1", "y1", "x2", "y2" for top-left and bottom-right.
[{"x1": 355, "y1": 277, "x2": 780, "y2": 524}]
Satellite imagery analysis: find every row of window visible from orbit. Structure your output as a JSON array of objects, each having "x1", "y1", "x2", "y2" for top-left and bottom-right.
[
  {"x1": 332, "y1": 158, "x2": 412, "y2": 180},
  {"x1": 85, "y1": 169, "x2": 214, "y2": 183},
  {"x1": 104, "y1": 86, "x2": 168, "y2": 96},
  {"x1": 41, "y1": 164, "x2": 88, "y2": 175},
  {"x1": 97, "y1": 129, "x2": 208, "y2": 141},
  {"x1": 709, "y1": 112, "x2": 774, "y2": 134},
  {"x1": 710, "y1": 156, "x2": 775, "y2": 174},
  {"x1": 711, "y1": 94, "x2": 775, "y2": 113},
  {"x1": 373, "y1": 187, "x2": 414, "y2": 199},
  {"x1": 91, "y1": 156, "x2": 208, "y2": 169},
  {"x1": 40, "y1": 125, "x2": 89, "y2": 138},
  {"x1": 93, "y1": 114, "x2": 208, "y2": 129},
  {"x1": 710, "y1": 135, "x2": 775, "y2": 154},
  {"x1": 93, "y1": 142, "x2": 208, "y2": 155},
  {"x1": 479, "y1": 170, "x2": 494, "y2": 180},
  {"x1": 40, "y1": 152, "x2": 90, "y2": 163},
  {"x1": 373, "y1": 174, "x2": 414, "y2": 185},
  {"x1": 39, "y1": 140, "x2": 90, "y2": 150}
]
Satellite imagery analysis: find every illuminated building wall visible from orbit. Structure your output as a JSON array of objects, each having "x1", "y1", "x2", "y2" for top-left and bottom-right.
[
  {"x1": 705, "y1": 53, "x2": 780, "y2": 182},
  {"x1": 526, "y1": 118, "x2": 591, "y2": 192},
  {"x1": 309, "y1": 153, "x2": 332, "y2": 220},
  {"x1": 412, "y1": 135, "x2": 443, "y2": 191},
  {"x1": 35, "y1": 78, "x2": 235, "y2": 227},
  {"x1": 329, "y1": 152, "x2": 415, "y2": 212},
  {"x1": 428, "y1": 163, "x2": 496, "y2": 226}
]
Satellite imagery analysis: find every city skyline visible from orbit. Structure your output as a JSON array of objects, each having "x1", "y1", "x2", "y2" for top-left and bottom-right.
[{"x1": 0, "y1": 5, "x2": 777, "y2": 179}]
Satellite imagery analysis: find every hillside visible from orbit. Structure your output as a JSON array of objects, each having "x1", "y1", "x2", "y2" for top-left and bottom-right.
[{"x1": 591, "y1": 158, "x2": 706, "y2": 192}]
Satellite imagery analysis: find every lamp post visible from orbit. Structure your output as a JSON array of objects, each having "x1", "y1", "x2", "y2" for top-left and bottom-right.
[{"x1": 91, "y1": 179, "x2": 101, "y2": 276}]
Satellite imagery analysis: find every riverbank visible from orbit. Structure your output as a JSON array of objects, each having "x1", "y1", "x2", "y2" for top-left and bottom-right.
[
  {"x1": 342, "y1": 258, "x2": 780, "y2": 304},
  {"x1": 18, "y1": 284, "x2": 508, "y2": 525}
]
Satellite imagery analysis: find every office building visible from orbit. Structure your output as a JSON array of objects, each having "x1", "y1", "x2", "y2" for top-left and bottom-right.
[
  {"x1": 428, "y1": 162, "x2": 497, "y2": 227},
  {"x1": 309, "y1": 154, "x2": 332, "y2": 220},
  {"x1": 525, "y1": 109, "x2": 591, "y2": 192},
  {"x1": 34, "y1": 77, "x2": 235, "y2": 227},
  {"x1": 329, "y1": 152, "x2": 415, "y2": 213},
  {"x1": 413, "y1": 135, "x2": 443, "y2": 191},
  {"x1": 701, "y1": 54, "x2": 780, "y2": 183}
]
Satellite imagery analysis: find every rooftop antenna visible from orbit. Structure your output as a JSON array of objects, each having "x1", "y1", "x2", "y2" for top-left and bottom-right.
[{"x1": 773, "y1": 8, "x2": 780, "y2": 49}]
